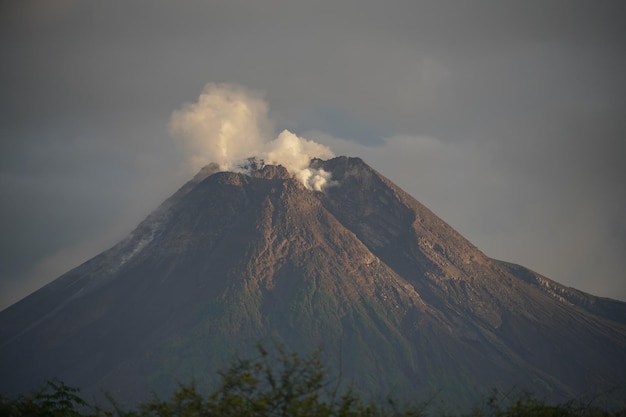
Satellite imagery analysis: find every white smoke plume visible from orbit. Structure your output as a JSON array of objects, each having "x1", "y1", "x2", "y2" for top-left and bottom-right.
[{"x1": 169, "y1": 83, "x2": 335, "y2": 191}]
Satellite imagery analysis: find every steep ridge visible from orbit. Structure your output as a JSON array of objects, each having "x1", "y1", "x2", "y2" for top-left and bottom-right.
[
  {"x1": 314, "y1": 157, "x2": 626, "y2": 400},
  {"x1": 500, "y1": 260, "x2": 626, "y2": 324},
  {"x1": 0, "y1": 157, "x2": 625, "y2": 409}
]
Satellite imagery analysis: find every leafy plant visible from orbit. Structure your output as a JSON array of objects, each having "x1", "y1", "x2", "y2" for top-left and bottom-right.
[
  {"x1": 1, "y1": 349, "x2": 625, "y2": 417},
  {"x1": 0, "y1": 379, "x2": 91, "y2": 417}
]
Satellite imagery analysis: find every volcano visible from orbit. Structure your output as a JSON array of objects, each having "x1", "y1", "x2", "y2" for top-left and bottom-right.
[{"x1": 1, "y1": 156, "x2": 625, "y2": 408}]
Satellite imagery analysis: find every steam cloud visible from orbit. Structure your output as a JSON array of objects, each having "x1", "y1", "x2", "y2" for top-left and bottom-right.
[{"x1": 170, "y1": 83, "x2": 335, "y2": 191}]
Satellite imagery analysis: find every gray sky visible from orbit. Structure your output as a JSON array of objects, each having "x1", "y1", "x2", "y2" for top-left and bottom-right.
[{"x1": 1, "y1": 0, "x2": 625, "y2": 310}]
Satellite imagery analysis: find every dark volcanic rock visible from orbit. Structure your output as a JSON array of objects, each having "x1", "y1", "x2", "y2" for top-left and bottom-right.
[{"x1": 1, "y1": 156, "x2": 625, "y2": 409}]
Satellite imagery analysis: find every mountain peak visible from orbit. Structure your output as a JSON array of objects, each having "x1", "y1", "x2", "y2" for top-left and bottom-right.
[
  {"x1": 251, "y1": 164, "x2": 291, "y2": 180},
  {"x1": 1, "y1": 156, "x2": 625, "y2": 409}
]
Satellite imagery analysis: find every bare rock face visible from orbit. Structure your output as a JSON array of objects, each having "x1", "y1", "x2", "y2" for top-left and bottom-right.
[
  {"x1": 252, "y1": 164, "x2": 291, "y2": 180},
  {"x1": 1, "y1": 156, "x2": 625, "y2": 409}
]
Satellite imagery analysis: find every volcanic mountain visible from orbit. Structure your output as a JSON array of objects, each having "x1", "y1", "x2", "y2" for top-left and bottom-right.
[{"x1": 1, "y1": 157, "x2": 625, "y2": 408}]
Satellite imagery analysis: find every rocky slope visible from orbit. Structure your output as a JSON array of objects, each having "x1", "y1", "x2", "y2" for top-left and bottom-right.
[{"x1": 1, "y1": 157, "x2": 625, "y2": 408}]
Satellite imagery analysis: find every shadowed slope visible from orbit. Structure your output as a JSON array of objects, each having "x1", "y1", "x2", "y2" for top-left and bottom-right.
[{"x1": 1, "y1": 157, "x2": 625, "y2": 409}]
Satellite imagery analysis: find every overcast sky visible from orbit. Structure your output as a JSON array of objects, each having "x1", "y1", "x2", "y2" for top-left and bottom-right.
[{"x1": 1, "y1": 0, "x2": 625, "y2": 310}]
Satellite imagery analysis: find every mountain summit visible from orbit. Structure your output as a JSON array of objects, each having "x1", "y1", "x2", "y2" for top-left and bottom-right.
[{"x1": 1, "y1": 157, "x2": 625, "y2": 408}]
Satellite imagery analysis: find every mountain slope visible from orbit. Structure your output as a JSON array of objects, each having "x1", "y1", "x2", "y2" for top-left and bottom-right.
[
  {"x1": 313, "y1": 157, "x2": 626, "y2": 400},
  {"x1": 1, "y1": 157, "x2": 625, "y2": 408}
]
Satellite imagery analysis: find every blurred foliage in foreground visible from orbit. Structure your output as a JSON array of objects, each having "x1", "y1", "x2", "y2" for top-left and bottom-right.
[{"x1": 1, "y1": 347, "x2": 624, "y2": 417}]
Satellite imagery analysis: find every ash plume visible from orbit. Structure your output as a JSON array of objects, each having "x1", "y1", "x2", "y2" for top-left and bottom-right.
[{"x1": 169, "y1": 83, "x2": 335, "y2": 191}]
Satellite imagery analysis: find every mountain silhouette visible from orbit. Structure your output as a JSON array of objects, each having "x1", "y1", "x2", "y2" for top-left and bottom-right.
[{"x1": 1, "y1": 156, "x2": 625, "y2": 408}]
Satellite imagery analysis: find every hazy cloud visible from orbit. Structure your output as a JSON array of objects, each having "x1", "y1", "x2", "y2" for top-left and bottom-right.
[
  {"x1": 1, "y1": 0, "x2": 625, "y2": 309},
  {"x1": 169, "y1": 83, "x2": 335, "y2": 190}
]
